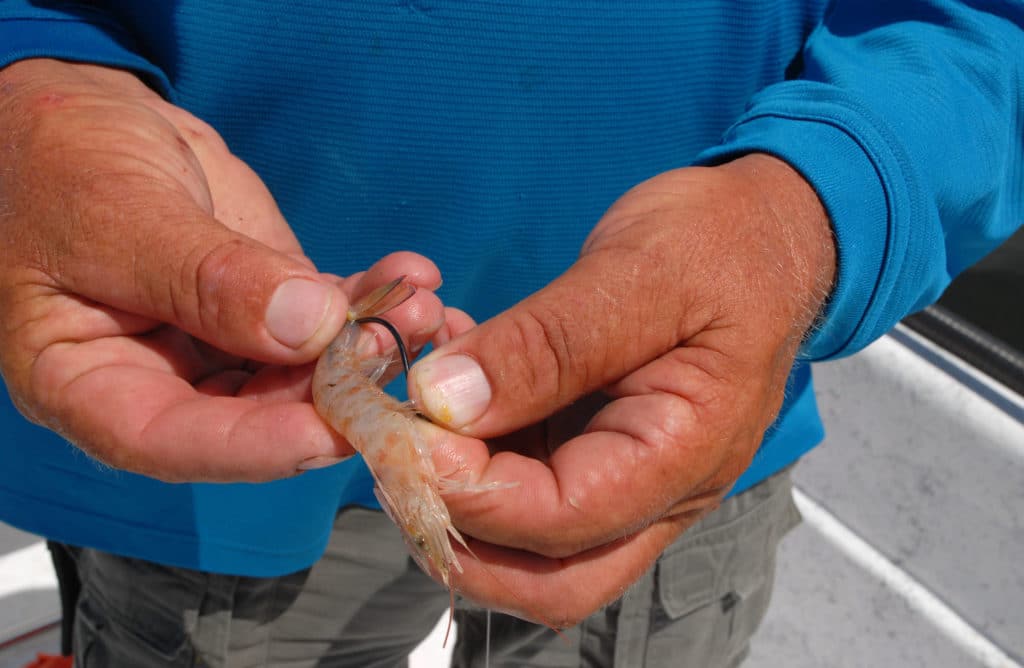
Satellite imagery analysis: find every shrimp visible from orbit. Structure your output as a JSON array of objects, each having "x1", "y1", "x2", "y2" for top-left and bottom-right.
[
  {"x1": 311, "y1": 276, "x2": 489, "y2": 639},
  {"x1": 313, "y1": 277, "x2": 561, "y2": 651}
]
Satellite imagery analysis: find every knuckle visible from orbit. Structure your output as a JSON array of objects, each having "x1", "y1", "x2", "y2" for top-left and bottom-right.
[
  {"x1": 649, "y1": 399, "x2": 698, "y2": 449},
  {"x1": 153, "y1": 100, "x2": 229, "y2": 153},
  {"x1": 507, "y1": 304, "x2": 590, "y2": 406},
  {"x1": 181, "y1": 116, "x2": 229, "y2": 153},
  {"x1": 189, "y1": 236, "x2": 256, "y2": 335},
  {"x1": 617, "y1": 392, "x2": 698, "y2": 456},
  {"x1": 524, "y1": 517, "x2": 599, "y2": 559},
  {"x1": 505, "y1": 312, "x2": 549, "y2": 391}
]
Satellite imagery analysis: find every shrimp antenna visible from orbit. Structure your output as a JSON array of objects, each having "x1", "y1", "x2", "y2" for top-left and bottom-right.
[{"x1": 354, "y1": 316, "x2": 411, "y2": 374}]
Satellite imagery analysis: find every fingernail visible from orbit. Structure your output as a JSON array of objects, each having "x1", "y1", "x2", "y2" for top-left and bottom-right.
[
  {"x1": 412, "y1": 354, "x2": 491, "y2": 429},
  {"x1": 266, "y1": 279, "x2": 332, "y2": 348},
  {"x1": 296, "y1": 455, "x2": 345, "y2": 471}
]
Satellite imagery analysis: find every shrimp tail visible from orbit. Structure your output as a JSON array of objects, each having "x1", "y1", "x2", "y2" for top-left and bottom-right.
[
  {"x1": 347, "y1": 277, "x2": 418, "y2": 373},
  {"x1": 348, "y1": 275, "x2": 417, "y2": 320}
]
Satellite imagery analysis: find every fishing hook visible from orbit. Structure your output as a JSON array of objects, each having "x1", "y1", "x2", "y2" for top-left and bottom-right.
[{"x1": 354, "y1": 316, "x2": 411, "y2": 375}]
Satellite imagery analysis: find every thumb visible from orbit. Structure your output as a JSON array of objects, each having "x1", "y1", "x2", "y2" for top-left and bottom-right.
[
  {"x1": 3, "y1": 57, "x2": 350, "y2": 365},
  {"x1": 60, "y1": 192, "x2": 349, "y2": 364},
  {"x1": 408, "y1": 253, "x2": 690, "y2": 437}
]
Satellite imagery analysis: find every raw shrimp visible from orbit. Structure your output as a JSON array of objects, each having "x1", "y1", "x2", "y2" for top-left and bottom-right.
[
  {"x1": 313, "y1": 277, "x2": 558, "y2": 654},
  {"x1": 311, "y1": 277, "x2": 492, "y2": 627}
]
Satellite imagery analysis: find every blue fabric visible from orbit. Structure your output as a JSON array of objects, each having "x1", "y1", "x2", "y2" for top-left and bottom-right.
[
  {"x1": 698, "y1": 1, "x2": 1024, "y2": 359},
  {"x1": 0, "y1": 0, "x2": 1020, "y2": 576}
]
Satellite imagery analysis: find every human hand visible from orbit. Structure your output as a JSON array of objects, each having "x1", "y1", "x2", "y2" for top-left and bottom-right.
[
  {"x1": 409, "y1": 154, "x2": 836, "y2": 626},
  {"x1": 0, "y1": 59, "x2": 445, "y2": 482}
]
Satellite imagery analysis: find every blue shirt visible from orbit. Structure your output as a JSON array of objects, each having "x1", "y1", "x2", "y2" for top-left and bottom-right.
[{"x1": 1, "y1": 1, "x2": 1021, "y2": 576}]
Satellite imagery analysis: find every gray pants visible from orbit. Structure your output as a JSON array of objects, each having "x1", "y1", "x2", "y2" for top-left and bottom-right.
[{"x1": 69, "y1": 469, "x2": 799, "y2": 668}]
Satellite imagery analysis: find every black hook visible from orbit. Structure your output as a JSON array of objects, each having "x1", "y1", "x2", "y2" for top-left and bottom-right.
[{"x1": 354, "y1": 316, "x2": 411, "y2": 375}]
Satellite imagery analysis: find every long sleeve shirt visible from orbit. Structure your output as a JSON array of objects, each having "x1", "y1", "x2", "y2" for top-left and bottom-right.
[{"x1": 0, "y1": 0, "x2": 1020, "y2": 576}]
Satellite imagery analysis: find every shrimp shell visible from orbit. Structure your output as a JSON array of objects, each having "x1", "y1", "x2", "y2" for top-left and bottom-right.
[{"x1": 311, "y1": 279, "x2": 471, "y2": 588}]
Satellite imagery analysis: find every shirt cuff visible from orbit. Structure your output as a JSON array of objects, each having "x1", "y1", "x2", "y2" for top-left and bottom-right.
[{"x1": 696, "y1": 81, "x2": 919, "y2": 360}]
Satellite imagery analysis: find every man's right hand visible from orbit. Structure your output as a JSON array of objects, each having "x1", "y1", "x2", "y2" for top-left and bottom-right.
[{"x1": 0, "y1": 58, "x2": 443, "y2": 482}]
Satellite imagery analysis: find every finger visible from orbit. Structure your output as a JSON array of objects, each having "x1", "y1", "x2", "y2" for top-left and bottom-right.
[
  {"x1": 429, "y1": 342, "x2": 755, "y2": 557},
  {"x1": 350, "y1": 251, "x2": 443, "y2": 296},
  {"x1": 16, "y1": 134, "x2": 347, "y2": 366},
  {"x1": 61, "y1": 191, "x2": 350, "y2": 364},
  {"x1": 357, "y1": 302, "x2": 470, "y2": 389},
  {"x1": 354, "y1": 290, "x2": 446, "y2": 359},
  {"x1": 451, "y1": 514, "x2": 692, "y2": 628},
  {"x1": 355, "y1": 288, "x2": 446, "y2": 388},
  {"x1": 437, "y1": 399, "x2": 729, "y2": 557},
  {"x1": 314, "y1": 254, "x2": 445, "y2": 388},
  {"x1": 347, "y1": 251, "x2": 446, "y2": 356},
  {"x1": 433, "y1": 307, "x2": 476, "y2": 347},
  {"x1": 407, "y1": 249, "x2": 705, "y2": 437},
  {"x1": 32, "y1": 339, "x2": 351, "y2": 482}
]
